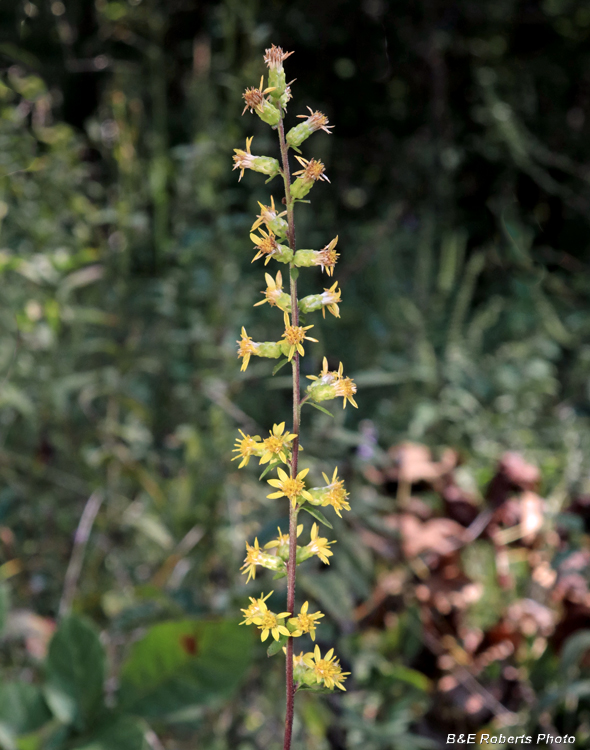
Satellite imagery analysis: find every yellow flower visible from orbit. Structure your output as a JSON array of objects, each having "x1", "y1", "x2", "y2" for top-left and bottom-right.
[
  {"x1": 251, "y1": 228, "x2": 279, "y2": 265},
  {"x1": 231, "y1": 430, "x2": 262, "y2": 468},
  {"x1": 232, "y1": 136, "x2": 254, "y2": 182},
  {"x1": 289, "y1": 601, "x2": 324, "y2": 641},
  {"x1": 264, "y1": 524, "x2": 304, "y2": 550},
  {"x1": 251, "y1": 196, "x2": 288, "y2": 235},
  {"x1": 240, "y1": 538, "x2": 264, "y2": 583},
  {"x1": 315, "y1": 236, "x2": 339, "y2": 276},
  {"x1": 249, "y1": 596, "x2": 291, "y2": 642},
  {"x1": 306, "y1": 358, "x2": 358, "y2": 409},
  {"x1": 293, "y1": 156, "x2": 330, "y2": 183},
  {"x1": 303, "y1": 645, "x2": 350, "y2": 690},
  {"x1": 307, "y1": 357, "x2": 340, "y2": 385},
  {"x1": 320, "y1": 468, "x2": 351, "y2": 517},
  {"x1": 334, "y1": 376, "x2": 358, "y2": 409},
  {"x1": 281, "y1": 312, "x2": 318, "y2": 361},
  {"x1": 253, "y1": 271, "x2": 290, "y2": 312},
  {"x1": 306, "y1": 523, "x2": 335, "y2": 564},
  {"x1": 259, "y1": 422, "x2": 297, "y2": 465},
  {"x1": 237, "y1": 327, "x2": 259, "y2": 371},
  {"x1": 320, "y1": 281, "x2": 342, "y2": 318},
  {"x1": 267, "y1": 467, "x2": 313, "y2": 507},
  {"x1": 240, "y1": 591, "x2": 273, "y2": 625}
]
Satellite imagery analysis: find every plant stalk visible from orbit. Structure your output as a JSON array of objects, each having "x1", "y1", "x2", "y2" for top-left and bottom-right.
[{"x1": 278, "y1": 112, "x2": 298, "y2": 750}]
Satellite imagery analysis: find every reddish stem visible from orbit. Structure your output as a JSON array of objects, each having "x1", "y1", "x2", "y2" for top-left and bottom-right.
[{"x1": 278, "y1": 111, "x2": 298, "y2": 750}]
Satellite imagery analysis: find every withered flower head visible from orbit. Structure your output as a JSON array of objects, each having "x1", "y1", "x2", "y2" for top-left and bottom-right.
[
  {"x1": 294, "y1": 156, "x2": 330, "y2": 183},
  {"x1": 264, "y1": 45, "x2": 294, "y2": 70}
]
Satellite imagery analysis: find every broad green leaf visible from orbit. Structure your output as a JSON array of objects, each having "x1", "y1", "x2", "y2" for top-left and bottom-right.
[
  {"x1": 272, "y1": 358, "x2": 289, "y2": 376},
  {"x1": 0, "y1": 684, "x2": 51, "y2": 736},
  {"x1": 303, "y1": 402, "x2": 334, "y2": 418},
  {"x1": 119, "y1": 619, "x2": 253, "y2": 720},
  {"x1": 70, "y1": 716, "x2": 148, "y2": 750},
  {"x1": 300, "y1": 506, "x2": 333, "y2": 529},
  {"x1": 44, "y1": 616, "x2": 105, "y2": 730}
]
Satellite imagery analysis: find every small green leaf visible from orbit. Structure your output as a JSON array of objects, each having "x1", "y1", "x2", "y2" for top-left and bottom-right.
[
  {"x1": 301, "y1": 507, "x2": 333, "y2": 529},
  {"x1": 304, "y1": 402, "x2": 334, "y2": 418},
  {"x1": 267, "y1": 634, "x2": 288, "y2": 657},
  {"x1": 272, "y1": 358, "x2": 289, "y2": 376},
  {"x1": 290, "y1": 268, "x2": 299, "y2": 281},
  {"x1": 296, "y1": 684, "x2": 334, "y2": 694},
  {"x1": 259, "y1": 460, "x2": 281, "y2": 481},
  {"x1": 272, "y1": 569, "x2": 287, "y2": 580}
]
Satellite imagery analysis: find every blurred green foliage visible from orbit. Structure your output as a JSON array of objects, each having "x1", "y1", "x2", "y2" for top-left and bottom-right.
[{"x1": 0, "y1": 0, "x2": 589, "y2": 747}]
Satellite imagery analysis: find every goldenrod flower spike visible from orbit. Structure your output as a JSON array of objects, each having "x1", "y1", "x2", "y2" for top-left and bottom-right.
[{"x1": 232, "y1": 46, "x2": 356, "y2": 743}]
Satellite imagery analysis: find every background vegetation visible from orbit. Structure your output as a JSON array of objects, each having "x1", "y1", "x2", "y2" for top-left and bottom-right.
[{"x1": 1, "y1": 0, "x2": 590, "y2": 747}]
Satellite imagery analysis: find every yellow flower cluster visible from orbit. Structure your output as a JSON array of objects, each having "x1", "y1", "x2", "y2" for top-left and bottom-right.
[{"x1": 232, "y1": 45, "x2": 356, "y2": 700}]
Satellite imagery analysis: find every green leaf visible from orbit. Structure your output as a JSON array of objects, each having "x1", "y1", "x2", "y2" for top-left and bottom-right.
[
  {"x1": 296, "y1": 684, "x2": 334, "y2": 694},
  {"x1": 44, "y1": 616, "x2": 105, "y2": 730},
  {"x1": 272, "y1": 569, "x2": 287, "y2": 580},
  {"x1": 259, "y1": 460, "x2": 281, "y2": 481},
  {"x1": 303, "y1": 402, "x2": 334, "y2": 418},
  {"x1": 290, "y1": 268, "x2": 299, "y2": 281},
  {"x1": 119, "y1": 619, "x2": 253, "y2": 720},
  {"x1": 301, "y1": 506, "x2": 333, "y2": 529},
  {"x1": 267, "y1": 634, "x2": 288, "y2": 657},
  {"x1": 272, "y1": 358, "x2": 289, "y2": 376},
  {"x1": 70, "y1": 715, "x2": 148, "y2": 750},
  {"x1": 0, "y1": 684, "x2": 51, "y2": 736}
]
